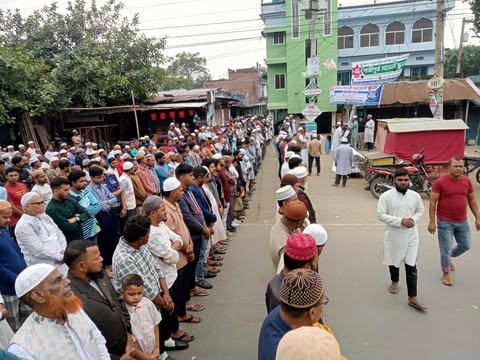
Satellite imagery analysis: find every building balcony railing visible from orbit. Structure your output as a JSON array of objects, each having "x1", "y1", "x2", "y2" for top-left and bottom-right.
[{"x1": 260, "y1": 1, "x2": 286, "y2": 18}]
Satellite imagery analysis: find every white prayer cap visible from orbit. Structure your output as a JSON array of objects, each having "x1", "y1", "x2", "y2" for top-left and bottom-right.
[
  {"x1": 303, "y1": 224, "x2": 328, "y2": 246},
  {"x1": 275, "y1": 185, "x2": 296, "y2": 202},
  {"x1": 98, "y1": 148, "x2": 106, "y2": 154},
  {"x1": 311, "y1": 133, "x2": 318, "y2": 138},
  {"x1": 50, "y1": 157, "x2": 59, "y2": 162},
  {"x1": 40, "y1": 163, "x2": 49, "y2": 171},
  {"x1": 19, "y1": 144, "x2": 25, "y2": 148},
  {"x1": 163, "y1": 177, "x2": 181, "y2": 192},
  {"x1": 29, "y1": 157, "x2": 39, "y2": 165},
  {"x1": 121, "y1": 154, "x2": 130, "y2": 160},
  {"x1": 290, "y1": 154, "x2": 302, "y2": 160},
  {"x1": 20, "y1": 192, "x2": 40, "y2": 208},
  {"x1": 15, "y1": 263, "x2": 56, "y2": 298},
  {"x1": 85, "y1": 142, "x2": 91, "y2": 146},
  {"x1": 285, "y1": 151, "x2": 295, "y2": 159},
  {"x1": 61, "y1": 143, "x2": 67, "y2": 147},
  {"x1": 298, "y1": 127, "x2": 304, "y2": 131},
  {"x1": 82, "y1": 159, "x2": 91, "y2": 167},
  {"x1": 70, "y1": 147, "x2": 76, "y2": 151},
  {"x1": 352, "y1": 115, "x2": 357, "y2": 119},
  {"x1": 114, "y1": 150, "x2": 122, "y2": 156},
  {"x1": 125, "y1": 145, "x2": 130, "y2": 149},
  {"x1": 7, "y1": 145, "x2": 14, "y2": 149},
  {"x1": 289, "y1": 166, "x2": 308, "y2": 179},
  {"x1": 179, "y1": 135, "x2": 184, "y2": 139},
  {"x1": 239, "y1": 149, "x2": 246, "y2": 155},
  {"x1": 123, "y1": 161, "x2": 134, "y2": 171},
  {"x1": 28, "y1": 141, "x2": 34, "y2": 145},
  {"x1": 212, "y1": 153, "x2": 222, "y2": 160},
  {"x1": 59, "y1": 149, "x2": 68, "y2": 154},
  {"x1": 340, "y1": 137, "x2": 349, "y2": 143},
  {"x1": 336, "y1": 122, "x2": 341, "y2": 126},
  {"x1": 92, "y1": 143, "x2": 97, "y2": 147}
]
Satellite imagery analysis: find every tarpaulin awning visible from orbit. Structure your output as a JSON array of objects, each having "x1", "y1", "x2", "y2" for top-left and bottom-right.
[{"x1": 380, "y1": 78, "x2": 480, "y2": 105}]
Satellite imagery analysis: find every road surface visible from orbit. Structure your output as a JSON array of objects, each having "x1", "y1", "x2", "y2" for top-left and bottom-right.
[{"x1": 178, "y1": 145, "x2": 480, "y2": 360}]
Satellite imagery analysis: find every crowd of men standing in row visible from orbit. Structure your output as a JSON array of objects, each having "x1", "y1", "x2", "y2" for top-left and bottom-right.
[{"x1": 0, "y1": 116, "x2": 273, "y2": 360}]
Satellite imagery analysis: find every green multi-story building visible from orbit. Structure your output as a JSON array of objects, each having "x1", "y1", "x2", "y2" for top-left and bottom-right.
[{"x1": 260, "y1": 0, "x2": 338, "y2": 132}]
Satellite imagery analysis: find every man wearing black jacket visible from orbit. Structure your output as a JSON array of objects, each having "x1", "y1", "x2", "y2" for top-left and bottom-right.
[{"x1": 64, "y1": 240, "x2": 135, "y2": 359}]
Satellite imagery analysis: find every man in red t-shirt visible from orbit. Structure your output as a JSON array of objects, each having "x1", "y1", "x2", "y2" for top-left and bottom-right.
[
  {"x1": 428, "y1": 157, "x2": 480, "y2": 286},
  {"x1": 4, "y1": 167, "x2": 28, "y2": 238}
]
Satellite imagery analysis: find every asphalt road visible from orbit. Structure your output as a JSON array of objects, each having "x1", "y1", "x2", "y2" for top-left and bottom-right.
[{"x1": 177, "y1": 145, "x2": 480, "y2": 360}]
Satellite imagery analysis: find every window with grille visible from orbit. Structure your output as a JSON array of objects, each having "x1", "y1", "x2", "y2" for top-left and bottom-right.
[
  {"x1": 338, "y1": 26, "x2": 354, "y2": 49},
  {"x1": 412, "y1": 18, "x2": 433, "y2": 43},
  {"x1": 385, "y1": 21, "x2": 405, "y2": 45},
  {"x1": 275, "y1": 74, "x2": 286, "y2": 89},
  {"x1": 273, "y1": 32, "x2": 285, "y2": 45},
  {"x1": 360, "y1": 24, "x2": 380, "y2": 47}
]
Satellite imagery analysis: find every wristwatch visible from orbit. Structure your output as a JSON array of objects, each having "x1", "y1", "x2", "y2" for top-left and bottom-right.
[{"x1": 75, "y1": 216, "x2": 80, "y2": 222}]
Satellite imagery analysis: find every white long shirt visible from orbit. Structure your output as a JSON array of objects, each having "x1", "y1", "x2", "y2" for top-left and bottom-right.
[
  {"x1": 8, "y1": 309, "x2": 110, "y2": 360},
  {"x1": 377, "y1": 189, "x2": 424, "y2": 267},
  {"x1": 146, "y1": 223, "x2": 182, "y2": 289},
  {"x1": 14, "y1": 213, "x2": 68, "y2": 275}
]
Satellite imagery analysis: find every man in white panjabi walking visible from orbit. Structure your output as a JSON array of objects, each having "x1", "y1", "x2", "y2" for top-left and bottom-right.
[{"x1": 377, "y1": 168, "x2": 427, "y2": 311}]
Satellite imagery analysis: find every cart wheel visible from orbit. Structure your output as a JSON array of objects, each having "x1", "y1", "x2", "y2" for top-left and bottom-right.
[
  {"x1": 476, "y1": 168, "x2": 480, "y2": 184},
  {"x1": 370, "y1": 176, "x2": 389, "y2": 199}
]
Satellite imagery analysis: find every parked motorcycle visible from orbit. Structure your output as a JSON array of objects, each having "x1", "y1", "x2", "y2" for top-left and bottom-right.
[{"x1": 367, "y1": 148, "x2": 433, "y2": 199}]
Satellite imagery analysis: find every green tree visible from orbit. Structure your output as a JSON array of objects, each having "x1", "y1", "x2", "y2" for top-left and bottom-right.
[
  {"x1": 444, "y1": 45, "x2": 480, "y2": 78},
  {"x1": 469, "y1": 0, "x2": 480, "y2": 34},
  {"x1": 164, "y1": 52, "x2": 211, "y2": 89},
  {"x1": 0, "y1": 0, "x2": 166, "y2": 123}
]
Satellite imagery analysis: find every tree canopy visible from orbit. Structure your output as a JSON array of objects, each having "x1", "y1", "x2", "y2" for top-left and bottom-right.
[
  {"x1": 444, "y1": 45, "x2": 480, "y2": 78},
  {"x1": 0, "y1": 0, "x2": 166, "y2": 123},
  {"x1": 163, "y1": 51, "x2": 211, "y2": 90},
  {"x1": 469, "y1": 0, "x2": 480, "y2": 35}
]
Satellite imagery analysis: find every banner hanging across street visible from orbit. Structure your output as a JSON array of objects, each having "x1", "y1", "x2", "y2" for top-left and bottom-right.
[
  {"x1": 351, "y1": 54, "x2": 409, "y2": 85},
  {"x1": 329, "y1": 85, "x2": 383, "y2": 106}
]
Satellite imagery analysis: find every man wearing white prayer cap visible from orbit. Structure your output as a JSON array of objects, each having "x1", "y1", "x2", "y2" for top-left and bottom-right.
[
  {"x1": 303, "y1": 224, "x2": 328, "y2": 256},
  {"x1": 15, "y1": 192, "x2": 68, "y2": 275},
  {"x1": 289, "y1": 166, "x2": 316, "y2": 224},
  {"x1": 8, "y1": 264, "x2": 112, "y2": 359}
]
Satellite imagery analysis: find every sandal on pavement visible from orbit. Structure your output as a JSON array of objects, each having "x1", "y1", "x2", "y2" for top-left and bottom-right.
[
  {"x1": 408, "y1": 301, "x2": 427, "y2": 311},
  {"x1": 388, "y1": 284, "x2": 399, "y2": 294},
  {"x1": 171, "y1": 332, "x2": 195, "y2": 342},
  {"x1": 186, "y1": 303, "x2": 205, "y2": 312},
  {"x1": 190, "y1": 288, "x2": 209, "y2": 296},
  {"x1": 442, "y1": 279, "x2": 453, "y2": 286},
  {"x1": 178, "y1": 315, "x2": 201, "y2": 324}
]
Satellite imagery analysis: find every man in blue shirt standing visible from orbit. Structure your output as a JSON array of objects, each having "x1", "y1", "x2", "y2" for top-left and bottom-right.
[
  {"x1": 258, "y1": 269, "x2": 326, "y2": 360},
  {"x1": 0, "y1": 200, "x2": 29, "y2": 332}
]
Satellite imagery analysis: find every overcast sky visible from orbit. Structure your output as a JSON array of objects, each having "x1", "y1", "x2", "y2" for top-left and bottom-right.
[{"x1": 0, "y1": 0, "x2": 475, "y2": 78}]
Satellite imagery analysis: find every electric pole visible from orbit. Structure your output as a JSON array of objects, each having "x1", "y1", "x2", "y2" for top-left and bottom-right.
[
  {"x1": 456, "y1": 18, "x2": 467, "y2": 76},
  {"x1": 308, "y1": 0, "x2": 318, "y2": 86},
  {"x1": 434, "y1": 0, "x2": 445, "y2": 77}
]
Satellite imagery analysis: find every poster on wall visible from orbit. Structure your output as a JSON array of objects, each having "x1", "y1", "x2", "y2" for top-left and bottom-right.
[
  {"x1": 329, "y1": 85, "x2": 383, "y2": 106},
  {"x1": 351, "y1": 54, "x2": 409, "y2": 85}
]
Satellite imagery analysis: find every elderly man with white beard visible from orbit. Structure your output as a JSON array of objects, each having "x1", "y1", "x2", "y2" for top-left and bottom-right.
[
  {"x1": 8, "y1": 264, "x2": 113, "y2": 360},
  {"x1": 15, "y1": 192, "x2": 68, "y2": 275}
]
